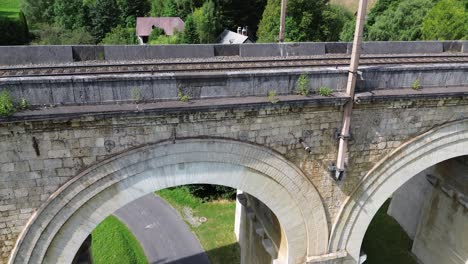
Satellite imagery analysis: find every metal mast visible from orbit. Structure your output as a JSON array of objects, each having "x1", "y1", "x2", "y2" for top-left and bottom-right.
[
  {"x1": 334, "y1": 0, "x2": 368, "y2": 180},
  {"x1": 279, "y1": 0, "x2": 287, "y2": 42}
]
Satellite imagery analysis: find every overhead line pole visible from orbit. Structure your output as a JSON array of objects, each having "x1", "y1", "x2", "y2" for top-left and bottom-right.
[
  {"x1": 334, "y1": 0, "x2": 368, "y2": 181},
  {"x1": 279, "y1": 0, "x2": 287, "y2": 42}
]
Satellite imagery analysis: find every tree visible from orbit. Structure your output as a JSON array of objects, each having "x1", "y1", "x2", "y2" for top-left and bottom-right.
[
  {"x1": 54, "y1": 0, "x2": 85, "y2": 30},
  {"x1": 257, "y1": 0, "x2": 328, "y2": 42},
  {"x1": 21, "y1": 0, "x2": 55, "y2": 24},
  {"x1": 118, "y1": 0, "x2": 150, "y2": 20},
  {"x1": 421, "y1": 0, "x2": 467, "y2": 40},
  {"x1": 162, "y1": 0, "x2": 177, "y2": 16},
  {"x1": 366, "y1": 0, "x2": 437, "y2": 41},
  {"x1": 100, "y1": 25, "x2": 138, "y2": 44},
  {"x1": 181, "y1": 14, "x2": 199, "y2": 44},
  {"x1": 192, "y1": 0, "x2": 219, "y2": 43},
  {"x1": 321, "y1": 4, "x2": 353, "y2": 41},
  {"x1": 256, "y1": 0, "x2": 281, "y2": 42},
  {"x1": 34, "y1": 25, "x2": 95, "y2": 44},
  {"x1": 150, "y1": 0, "x2": 203, "y2": 19},
  {"x1": 89, "y1": 0, "x2": 121, "y2": 42},
  {"x1": 148, "y1": 27, "x2": 165, "y2": 42},
  {"x1": 217, "y1": 0, "x2": 267, "y2": 40}
]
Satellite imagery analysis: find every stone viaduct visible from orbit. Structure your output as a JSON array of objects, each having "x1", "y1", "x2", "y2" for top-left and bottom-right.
[{"x1": 0, "y1": 41, "x2": 467, "y2": 264}]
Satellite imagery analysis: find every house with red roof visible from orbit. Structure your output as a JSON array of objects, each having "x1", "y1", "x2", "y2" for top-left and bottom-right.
[{"x1": 136, "y1": 17, "x2": 185, "y2": 44}]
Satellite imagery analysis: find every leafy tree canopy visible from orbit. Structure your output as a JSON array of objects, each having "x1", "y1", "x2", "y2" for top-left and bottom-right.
[
  {"x1": 100, "y1": 25, "x2": 137, "y2": 44},
  {"x1": 366, "y1": 0, "x2": 437, "y2": 41},
  {"x1": 340, "y1": 0, "x2": 440, "y2": 41},
  {"x1": 53, "y1": 0, "x2": 85, "y2": 30},
  {"x1": 192, "y1": 0, "x2": 219, "y2": 43},
  {"x1": 257, "y1": 0, "x2": 329, "y2": 42},
  {"x1": 21, "y1": 0, "x2": 55, "y2": 24},
  {"x1": 421, "y1": 0, "x2": 468, "y2": 40}
]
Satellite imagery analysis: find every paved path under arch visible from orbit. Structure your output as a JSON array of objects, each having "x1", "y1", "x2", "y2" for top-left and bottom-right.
[{"x1": 114, "y1": 194, "x2": 210, "y2": 264}]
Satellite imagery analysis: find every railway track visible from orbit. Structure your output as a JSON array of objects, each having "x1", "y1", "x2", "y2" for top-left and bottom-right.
[{"x1": 1, "y1": 54, "x2": 467, "y2": 78}]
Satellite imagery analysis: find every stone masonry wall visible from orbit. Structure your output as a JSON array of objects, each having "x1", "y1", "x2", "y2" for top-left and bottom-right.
[{"x1": 0, "y1": 96, "x2": 467, "y2": 263}]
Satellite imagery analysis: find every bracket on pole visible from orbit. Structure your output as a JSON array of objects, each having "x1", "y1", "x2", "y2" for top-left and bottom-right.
[
  {"x1": 333, "y1": 128, "x2": 352, "y2": 141},
  {"x1": 328, "y1": 162, "x2": 344, "y2": 181}
]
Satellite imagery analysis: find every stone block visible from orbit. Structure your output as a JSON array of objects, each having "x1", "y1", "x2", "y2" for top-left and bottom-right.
[
  {"x1": 442, "y1": 41, "x2": 463, "y2": 52},
  {"x1": 240, "y1": 42, "x2": 325, "y2": 57},
  {"x1": 47, "y1": 150, "x2": 71, "y2": 159},
  {"x1": 463, "y1": 41, "x2": 468, "y2": 53},
  {"x1": 352, "y1": 41, "x2": 444, "y2": 54},
  {"x1": 325, "y1": 42, "x2": 349, "y2": 54},
  {"x1": 104, "y1": 45, "x2": 214, "y2": 61},
  {"x1": 72, "y1": 46, "x2": 105, "y2": 61},
  {"x1": 0, "y1": 46, "x2": 73, "y2": 65},
  {"x1": 214, "y1": 44, "x2": 240, "y2": 56},
  {"x1": 43, "y1": 159, "x2": 63, "y2": 169}
]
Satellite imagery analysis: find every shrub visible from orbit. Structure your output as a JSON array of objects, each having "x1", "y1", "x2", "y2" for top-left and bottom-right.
[
  {"x1": 185, "y1": 184, "x2": 237, "y2": 201},
  {"x1": 0, "y1": 91, "x2": 15, "y2": 117},
  {"x1": 178, "y1": 91, "x2": 190, "y2": 102},
  {"x1": 131, "y1": 88, "x2": 141, "y2": 103},
  {"x1": 318, "y1": 86, "x2": 333, "y2": 96},
  {"x1": 296, "y1": 74, "x2": 310, "y2": 96},
  {"x1": 267, "y1": 90, "x2": 279, "y2": 104},
  {"x1": 411, "y1": 79, "x2": 422, "y2": 90}
]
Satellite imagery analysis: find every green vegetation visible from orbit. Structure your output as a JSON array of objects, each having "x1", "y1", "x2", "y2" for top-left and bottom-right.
[
  {"x1": 362, "y1": 200, "x2": 418, "y2": 264},
  {"x1": 0, "y1": 91, "x2": 15, "y2": 117},
  {"x1": 185, "y1": 184, "x2": 237, "y2": 201},
  {"x1": 91, "y1": 215, "x2": 148, "y2": 264},
  {"x1": 257, "y1": 0, "x2": 352, "y2": 42},
  {"x1": 0, "y1": 0, "x2": 20, "y2": 18},
  {"x1": 19, "y1": 98, "x2": 27, "y2": 110},
  {"x1": 296, "y1": 74, "x2": 310, "y2": 96},
  {"x1": 422, "y1": 0, "x2": 468, "y2": 40},
  {"x1": 192, "y1": 0, "x2": 219, "y2": 43},
  {"x1": 411, "y1": 79, "x2": 422, "y2": 90},
  {"x1": 268, "y1": 90, "x2": 279, "y2": 104},
  {"x1": 0, "y1": 0, "x2": 29, "y2": 45},
  {"x1": 3, "y1": 0, "x2": 465, "y2": 45},
  {"x1": 101, "y1": 25, "x2": 137, "y2": 44},
  {"x1": 131, "y1": 88, "x2": 141, "y2": 103},
  {"x1": 178, "y1": 91, "x2": 190, "y2": 102},
  {"x1": 157, "y1": 187, "x2": 240, "y2": 264},
  {"x1": 340, "y1": 0, "x2": 466, "y2": 41},
  {"x1": 318, "y1": 86, "x2": 333, "y2": 96}
]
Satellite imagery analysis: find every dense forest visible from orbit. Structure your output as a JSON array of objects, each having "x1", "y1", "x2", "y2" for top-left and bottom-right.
[{"x1": 0, "y1": 0, "x2": 466, "y2": 45}]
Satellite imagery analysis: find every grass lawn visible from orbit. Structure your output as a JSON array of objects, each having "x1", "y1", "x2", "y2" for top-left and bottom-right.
[
  {"x1": 91, "y1": 215, "x2": 148, "y2": 264},
  {"x1": 0, "y1": 0, "x2": 20, "y2": 19},
  {"x1": 158, "y1": 187, "x2": 241, "y2": 264},
  {"x1": 361, "y1": 200, "x2": 418, "y2": 264}
]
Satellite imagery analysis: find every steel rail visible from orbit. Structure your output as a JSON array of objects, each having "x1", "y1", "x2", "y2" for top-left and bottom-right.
[{"x1": 1, "y1": 54, "x2": 467, "y2": 78}]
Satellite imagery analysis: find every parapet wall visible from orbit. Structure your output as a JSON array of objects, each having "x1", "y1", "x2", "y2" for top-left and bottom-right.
[
  {"x1": 1, "y1": 64, "x2": 466, "y2": 107},
  {"x1": 0, "y1": 41, "x2": 467, "y2": 66}
]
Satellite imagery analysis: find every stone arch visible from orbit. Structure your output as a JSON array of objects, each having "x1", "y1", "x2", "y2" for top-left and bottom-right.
[
  {"x1": 9, "y1": 138, "x2": 329, "y2": 264},
  {"x1": 329, "y1": 119, "x2": 468, "y2": 262}
]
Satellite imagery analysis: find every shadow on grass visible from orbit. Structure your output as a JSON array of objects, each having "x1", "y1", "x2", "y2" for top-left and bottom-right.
[
  {"x1": 361, "y1": 199, "x2": 418, "y2": 264},
  {"x1": 149, "y1": 243, "x2": 240, "y2": 264},
  {"x1": 0, "y1": 11, "x2": 18, "y2": 19}
]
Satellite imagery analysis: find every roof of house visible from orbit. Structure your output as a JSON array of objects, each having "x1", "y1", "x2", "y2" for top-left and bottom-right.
[
  {"x1": 136, "y1": 17, "x2": 185, "y2": 37},
  {"x1": 217, "y1": 29, "x2": 251, "y2": 44}
]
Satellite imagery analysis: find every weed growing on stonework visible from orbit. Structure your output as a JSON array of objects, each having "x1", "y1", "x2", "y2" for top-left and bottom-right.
[
  {"x1": 318, "y1": 86, "x2": 333, "y2": 97},
  {"x1": 296, "y1": 74, "x2": 310, "y2": 96},
  {"x1": 20, "y1": 98, "x2": 28, "y2": 110},
  {"x1": 267, "y1": 90, "x2": 279, "y2": 104},
  {"x1": 411, "y1": 79, "x2": 421, "y2": 90},
  {"x1": 131, "y1": 88, "x2": 141, "y2": 103},
  {"x1": 0, "y1": 90, "x2": 15, "y2": 117},
  {"x1": 178, "y1": 91, "x2": 190, "y2": 102}
]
